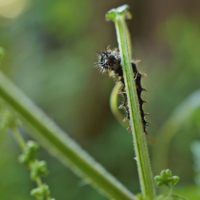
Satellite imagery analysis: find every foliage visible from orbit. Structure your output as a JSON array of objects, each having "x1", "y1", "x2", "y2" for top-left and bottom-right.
[
  {"x1": 0, "y1": 102, "x2": 54, "y2": 200},
  {"x1": 154, "y1": 169, "x2": 179, "y2": 187}
]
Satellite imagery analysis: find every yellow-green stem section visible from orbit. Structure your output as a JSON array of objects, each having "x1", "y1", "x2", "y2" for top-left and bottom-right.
[
  {"x1": 106, "y1": 5, "x2": 156, "y2": 200},
  {"x1": 110, "y1": 82, "x2": 129, "y2": 129},
  {"x1": 12, "y1": 127, "x2": 26, "y2": 149}
]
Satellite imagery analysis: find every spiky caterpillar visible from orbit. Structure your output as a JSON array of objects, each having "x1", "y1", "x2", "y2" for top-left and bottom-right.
[{"x1": 95, "y1": 47, "x2": 149, "y2": 133}]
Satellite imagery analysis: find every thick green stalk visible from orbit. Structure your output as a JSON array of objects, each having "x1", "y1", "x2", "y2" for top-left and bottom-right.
[
  {"x1": 0, "y1": 71, "x2": 137, "y2": 200},
  {"x1": 106, "y1": 5, "x2": 156, "y2": 200}
]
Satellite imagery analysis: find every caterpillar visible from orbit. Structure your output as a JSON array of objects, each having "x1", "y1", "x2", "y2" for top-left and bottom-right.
[{"x1": 95, "y1": 47, "x2": 149, "y2": 134}]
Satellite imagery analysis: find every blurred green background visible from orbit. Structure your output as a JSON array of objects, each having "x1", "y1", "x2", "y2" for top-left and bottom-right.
[{"x1": 0, "y1": 0, "x2": 200, "y2": 199}]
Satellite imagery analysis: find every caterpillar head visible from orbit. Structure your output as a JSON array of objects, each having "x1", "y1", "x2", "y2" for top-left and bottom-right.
[{"x1": 95, "y1": 48, "x2": 121, "y2": 73}]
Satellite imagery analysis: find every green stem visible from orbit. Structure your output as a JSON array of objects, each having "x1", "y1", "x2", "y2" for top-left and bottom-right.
[
  {"x1": 168, "y1": 185, "x2": 173, "y2": 197},
  {"x1": 110, "y1": 82, "x2": 129, "y2": 128},
  {"x1": 12, "y1": 127, "x2": 26, "y2": 149},
  {"x1": 162, "y1": 185, "x2": 172, "y2": 200},
  {"x1": 152, "y1": 90, "x2": 200, "y2": 172},
  {"x1": 12, "y1": 127, "x2": 51, "y2": 200},
  {"x1": 0, "y1": 70, "x2": 138, "y2": 200},
  {"x1": 171, "y1": 194, "x2": 189, "y2": 200},
  {"x1": 106, "y1": 5, "x2": 155, "y2": 200},
  {"x1": 12, "y1": 128, "x2": 53, "y2": 200},
  {"x1": 35, "y1": 177, "x2": 43, "y2": 187}
]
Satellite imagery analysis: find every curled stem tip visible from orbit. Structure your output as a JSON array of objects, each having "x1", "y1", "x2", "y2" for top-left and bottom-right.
[{"x1": 106, "y1": 4, "x2": 132, "y2": 22}]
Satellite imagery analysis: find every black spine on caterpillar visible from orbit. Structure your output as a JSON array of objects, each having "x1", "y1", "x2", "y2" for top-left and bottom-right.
[
  {"x1": 95, "y1": 47, "x2": 149, "y2": 134},
  {"x1": 131, "y1": 62, "x2": 149, "y2": 134}
]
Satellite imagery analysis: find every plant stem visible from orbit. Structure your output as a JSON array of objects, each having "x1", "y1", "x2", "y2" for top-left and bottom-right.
[
  {"x1": 35, "y1": 177, "x2": 43, "y2": 187},
  {"x1": 106, "y1": 5, "x2": 156, "y2": 200},
  {"x1": 110, "y1": 82, "x2": 129, "y2": 128},
  {"x1": 12, "y1": 127, "x2": 53, "y2": 200},
  {"x1": 162, "y1": 185, "x2": 172, "y2": 200},
  {"x1": 152, "y1": 90, "x2": 200, "y2": 172},
  {"x1": 171, "y1": 194, "x2": 189, "y2": 200},
  {"x1": 12, "y1": 127, "x2": 26, "y2": 149},
  {"x1": 0, "y1": 70, "x2": 138, "y2": 200}
]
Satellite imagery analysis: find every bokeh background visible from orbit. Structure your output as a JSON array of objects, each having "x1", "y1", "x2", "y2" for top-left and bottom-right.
[{"x1": 0, "y1": 0, "x2": 200, "y2": 199}]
